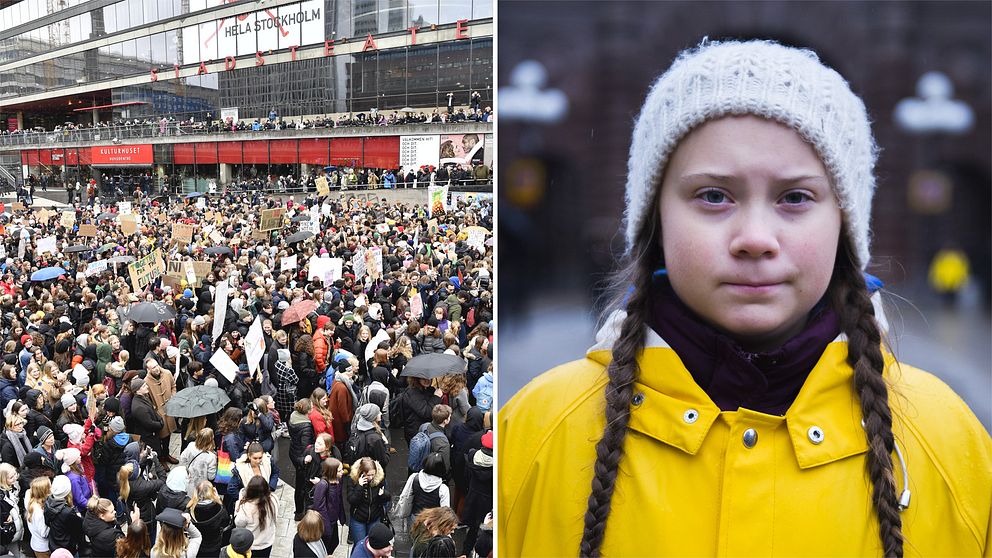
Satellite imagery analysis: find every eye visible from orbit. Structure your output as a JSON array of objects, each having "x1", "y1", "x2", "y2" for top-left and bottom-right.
[
  {"x1": 698, "y1": 189, "x2": 729, "y2": 205},
  {"x1": 781, "y1": 191, "x2": 813, "y2": 205}
]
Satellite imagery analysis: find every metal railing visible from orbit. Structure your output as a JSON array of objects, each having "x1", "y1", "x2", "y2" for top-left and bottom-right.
[{"x1": 0, "y1": 111, "x2": 493, "y2": 149}]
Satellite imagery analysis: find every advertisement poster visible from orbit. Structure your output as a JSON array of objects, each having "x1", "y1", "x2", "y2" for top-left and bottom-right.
[
  {"x1": 183, "y1": 0, "x2": 324, "y2": 63},
  {"x1": 439, "y1": 134, "x2": 484, "y2": 168}
]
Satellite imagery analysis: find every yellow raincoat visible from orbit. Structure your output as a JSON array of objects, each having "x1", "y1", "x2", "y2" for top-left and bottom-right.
[{"x1": 499, "y1": 329, "x2": 992, "y2": 557}]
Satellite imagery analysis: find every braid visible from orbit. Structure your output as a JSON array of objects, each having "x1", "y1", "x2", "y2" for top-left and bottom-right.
[
  {"x1": 832, "y1": 242, "x2": 904, "y2": 558},
  {"x1": 579, "y1": 241, "x2": 658, "y2": 557}
]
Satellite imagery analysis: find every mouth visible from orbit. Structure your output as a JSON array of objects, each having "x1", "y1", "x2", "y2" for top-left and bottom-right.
[{"x1": 722, "y1": 281, "x2": 785, "y2": 295}]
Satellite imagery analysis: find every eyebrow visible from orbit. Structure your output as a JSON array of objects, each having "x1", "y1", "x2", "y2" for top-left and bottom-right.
[{"x1": 678, "y1": 173, "x2": 830, "y2": 186}]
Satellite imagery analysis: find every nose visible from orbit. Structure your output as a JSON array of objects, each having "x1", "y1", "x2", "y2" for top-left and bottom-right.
[{"x1": 728, "y1": 207, "x2": 780, "y2": 259}]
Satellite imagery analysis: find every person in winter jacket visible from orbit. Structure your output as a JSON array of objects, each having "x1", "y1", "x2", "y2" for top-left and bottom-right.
[
  {"x1": 84, "y1": 497, "x2": 136, "y2": 558},
  {"x1": 25, "y1": 389, "x2": 53, "y2": 444},
  {"x1": 460, "y1": 431, "x2": 493, "y2": 555},
  {"x1": 351, "y1": 403, "x2": 390, "y2": 467},
  {"x1": 187, "y1": 480, "x2": 230, "y2": 558},
  {"x1": 118, "y1": 449, "x2": 165, "y2": 541},
  {"x1": 415, "y1": 317, "x2": 445, "y2": 354},
  {"x1": 328, "y1": 361, "x2": 356, "y2": 448},
  {"x1": 62, "y1": 416, "x2": 100, "y2": 485},
  {"x1": 218, "y1": 528, "x2": 253, "y2": 558},
  {"x1": 150, "y1": 507, "x2": 202, "y2": 558},
  {"x1": 310, "y1": 458, "x2": 345, "y2": 554},
  {"x1": 396, "y1": 453, "x2": 449, "y2": 525},
  {"x1": 471, "y1": 365, "x2": 493, "y2": 412},
  {"x1": 307, "y1": 388, "x2": 333, "y2": 438},
  {"x1": 44, "y1": 475, "x2": 84, "y2": 556},
  {"x1": 287, "y1": 398, "x2": 315, "y2": 519},
  {"x1": 32, "y1": 425, "x2": 60, "y2": 475},
  {"x1": 178, "y1": 428, "x2": 217, "y2": 498},
  {"x1": 227, "y1": 442, "x2": 280, "y2": 506},
  {"x1": 0, "y1": 365, "x2": 18, "y2": 412},
  {"x1": 293, "y1": 510, "x2": 336, "y2": 558},
  {"x1": 56, "y1": 448, "x2": 91, "y2": 514},
  {"x1": 94, "y1": 417, "x2": 129, "y2": 505},
  {"x1": 0, "y1": 464, "x2": 24, "y2": 556},
  {"x1": 272, "y1": 348, "x2": 298, "y2": 424},
  {"x1": 1, "y1": 413, "x2": 32, "y2": 468},
  {"x1": 239, "y1": 399, "x2": 275, "y2": 454},
  {"x1": 155, "y1": 466, "x2": 192, "y2": 515},
  {"x1": 233, "y1": 476, "x2": 278, "y2": 556},
  {"x1": 409, "y1": 507, "x2": 459, "y2": 558},
  {"x1": 346, "y1": 457, "x2": 391, "y2": 548},
  {"x1": 499, "y1": 40, "x2": 992, "y2": 558},
  {"x1": 26, "y1": 476, "x2": 51, "y2": 558},
  {"x1": 397, "y1": 378, "x2": 442, "y2": 445},
  {"x1": 127, "y1": 378, "x2": 165, "y2": 456}
]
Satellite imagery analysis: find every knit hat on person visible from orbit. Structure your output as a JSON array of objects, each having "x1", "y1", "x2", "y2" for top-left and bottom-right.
[
  {"x1": 481, "y1": 430, "x2": 493, "y2": 449},
  {"x1": 51, "y1": 475, "x2": 71, "y2": 499},
  {"x1": 166, "y1": 466, "x2": 188, "y2": 492},
  {"x1": 104, "y1": 396, "x2": 122, "y2": 415},
  {"x1": 20, "y1": 334, "x2": 31, "y2": 345},
  {"x1": 624, "y1": 39, "x2": 878, "y2": 269},
  {"x1": 229, "y1": 528, "x2": 254, "y2": 554},
  {"x1": 62, "y1": 423, "x2": 84, "y2": 445},
  {"x1": 50, "y1": 549, "x2": 74, "y2": 558},
  {"x1": 367, "y1": 522, "x2": 394, "y2": 550},
  {"x1": 355, "y1": 403, "x2": 381, "y2": 431},
  {"x1": 277, "y1": 349, "x2": 291, "y2": 363},
  {"x1": 60, "y1": 393, "x2": 77, "y2": 410},
  {"x1": 277, "y1": 300, "x2": 290, "y2": 310},
  {"x1": 131, "y1": 377, "x2": 146, "y2": 393},
  {"x1": 192, "y1": 315, "x2": 206, "y2": 327},
  {"x1": 35, "y1": 425, "x2": 54, "y2": 446},
  {"x1": 57, "y1": 447, "x2": 81, "y2": 472},
  {"x1": 109, "y1": 416, "x2": 126, "y2": 433}
]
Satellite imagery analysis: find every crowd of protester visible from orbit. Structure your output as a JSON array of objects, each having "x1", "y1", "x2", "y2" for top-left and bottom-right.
[{"x1": 0, "y1": 186, "x2": 493, "y2": 557}]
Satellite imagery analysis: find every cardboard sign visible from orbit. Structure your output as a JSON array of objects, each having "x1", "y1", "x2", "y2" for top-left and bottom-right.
[
  {"x1": 60, "y1": 211, "x2": 75, "y2": 228},
  {"x1": 36, "y1": 235, "x2": 57, "y2": 255},
  {"x1": 157, "y1": 212, "x2": 170, "y2": 224},
  {"x1": 209, "y1": 231, "x2": 225, "y2": 245},
  {"x1": 259, "y1": 208, "x2": 285, "y2": 231},
  {"x1": 172, "y1": 223, "x2": 194, "y2": 243},
  {"x1": 281, "y1": 255, "x2": 298, "y2": 271},
  {"x1": 251, "y1": 229, "x2": 270, "y2": 241},
  {"x1": 36, "y1": 209, "x2": 52, "y2": 222},
  {"x1": 209, "y1": 347, "x2": 239, "y2": 383},
  {"x1": 352, "y1": 249, "x2": 367, "y2": 280},
  {"x1": 315, "y1": 176, "x2": 330, "y2": 196},
  {"x1": 365, "y1": 247, "x2": 383, "y2": 280},
  {"x1": 196, "y1": 197, "x2": 206, "y2": 210},
  {"x1": 427, "y1": 219, "x2": 438, "y2": 238},
  {"x1": 78, "y1": 224, "x2": 97, "y2": 237},
  {"x1": 11, "y1": 202, "x2": 25, "y2": 212},
  {"x1": 118, "y1": 201, "x2": 132, "y2": 215},
  {"x1": 192, "y1": 260, "x2": 213, "y2": 279},
  {"x1": 127, "y1": 249, "x2": 164, "y2": 292},
  {"x1": 120, "y1": 217, "x2": 137, "y2": 235}
]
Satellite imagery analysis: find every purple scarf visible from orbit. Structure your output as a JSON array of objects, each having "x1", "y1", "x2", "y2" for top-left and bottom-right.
[{"x1": 645, "y1": 279, "x2": 840, "y2": 415}]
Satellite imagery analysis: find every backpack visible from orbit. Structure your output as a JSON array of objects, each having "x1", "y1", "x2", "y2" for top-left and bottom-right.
[
  {"x1": 407, "y1": 428, "x2": 446, "y2": 472},
  {"x1": 342, "y1": 429, "x2": 369, "y2": 465},
  {"x1": 388, "y1": 389, "x2": 407, "y2": 427}
]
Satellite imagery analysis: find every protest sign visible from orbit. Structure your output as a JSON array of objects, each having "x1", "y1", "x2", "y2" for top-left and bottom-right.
[
  {"x1": 172, "y1": 223, "x2": 194, "y2": 243},
  {"x1": 209, "y1": 231, "x2": 225, "y2": 245},
  {"x1": 209, "y1": 348, "x2": 239, "y2": 383},
  {"x1": 78, "y1": 224, "x2": 97, "y2": 237},
  {"x1": 245, "y1": 317, "x2": 266, "y2": 375},
  {"x1": 61, "y1": 211, "x2": 75, "y2": 228},
  {"x1": 375, "y1": 223, "x2": 390, "y2": 234},
  {"x1": 281, "y1": 255, "x2": 298, "y2": 272},
  {"x1": 120, "y1": 215, "x2": 138, "y2": 235},
  {"x1": 192, "y1": 261, "x2": 213, "y2": 279},
  {"x1": 352, "y1": 249, "x2": 367, "y2": 280},
  {"x1": 428, "y1": 186, "x2": 448, "y2": 217},
  {"x1": 212, "y1": 279, "x2": 229, "y2": 343},
  {"x1": 196, "y1": 197, "x2": 206, "y2": 210},
  {"x1": 118, "y1": 201, "x2": 132, "y2": 215},
  {"x1": 127, "y1": 249, "x2": 164, "y2": 292},
  {"x1": 36, "y1": 236, "x2": 57, "y2": 255},
  {"x1": 11, "y1": 202, "x2": 25, "y2": 212},
  {"x1": 365, "y1": 247, "x2": 383, "y2": 280},
  {"x1": 85, "y1": 260, "x2": 108, "y2": 277},
  {"x1": 259, "y1": 208, "x2": 285, "y2": 231},
  {"x1": 316, "y1": 176, "x2": 330, "y2": 196},
  {"x1": 410, "y1": 288, "x2": 423, "y2": 318}
]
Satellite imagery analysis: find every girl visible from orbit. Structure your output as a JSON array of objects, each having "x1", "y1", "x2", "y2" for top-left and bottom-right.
[
  {"x1": 498, "y1": 40, "x2": 992, "y2": 557},
  {"x1": 178, "y1": 428, "x2": 218, "y2": 498},
  {"x1": 347, "y1": 457, "x2": 391, "y2": 546},
  {"x1": 0, "y1": 463, "x2": 24, "y2": 558},
  {"x1": 307, "y1": 388, "x2": 333, "y2": 437},
  {"x1": 409, "y1": 507, "x2": 459, "y2": 558},
  {"x1": 233, "y1": 476, "x2": 278, "y2": 558},
  {"x1": 309, "y1": 458, "x2": 345, "y2": 554},
  {"x1": 56, "y1": 448, "x2": 91, "y2": 514},
  {"x1": 84, "y1": 497, "x2": 137, "y2": 558},
  {"x1": 187, "y1": 481, "x2": 230, "y2": 558},
  {"x1": 115, "y1": 517, "x2": 151, "y2": 558},
  {"x1": 291, "y1": 511, "x2": 333, "y2": 558},
  {"x1": 150, "y1": 508, "x2": 202, "y2": 558},
  {"x1": 26, "y1": 476, "x2": 51, "y2": 558}
]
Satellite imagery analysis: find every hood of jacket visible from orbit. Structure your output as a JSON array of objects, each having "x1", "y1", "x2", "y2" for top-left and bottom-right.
[
  {"x1": 44, "y1": 495, "x2": 69, "y2": 517},
  {"x1": 166, "y1": 466, "x2": 188, "y2": 492},
  {"x1": 416, "y1": 470, "x2": 443, "y2": 492},
  {"x1": 192, "y1": 500, "x2": 228, "y2": 529},
  {"x1": 289, "y1": 411, "x2": 310, "y2": 425},
  {"x1": 123, "y1": 441, "x2": 140, "y2": 463}
]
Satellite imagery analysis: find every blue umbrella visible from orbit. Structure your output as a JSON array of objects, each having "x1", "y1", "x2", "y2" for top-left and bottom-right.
[
  {"x1": 185, "y1": 192, "x2": 206, "y2": 199},
  {"x1": 31, "y1": 267, "x2": 67, "y2": 281},
  {"x1": 323, "y1": 166, "x2": 337, "y2": 172}
]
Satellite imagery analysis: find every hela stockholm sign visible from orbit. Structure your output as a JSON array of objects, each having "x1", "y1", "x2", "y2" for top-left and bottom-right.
[{"x1": 91, "y1": 145, "x2": 154, "y2": 165}]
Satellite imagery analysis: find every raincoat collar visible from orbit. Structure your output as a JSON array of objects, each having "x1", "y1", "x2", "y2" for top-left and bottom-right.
[{"x1": 587, "y1": 312, "x2": 870, "y2": 469}]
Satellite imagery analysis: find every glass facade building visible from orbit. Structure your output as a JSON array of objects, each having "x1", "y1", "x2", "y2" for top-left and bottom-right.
[{"x1": 0, "y1": 0, "x2": 492, "y2": 128}]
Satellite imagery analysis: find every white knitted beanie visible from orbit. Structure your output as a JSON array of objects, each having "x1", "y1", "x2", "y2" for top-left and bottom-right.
[{"x1": 625, "y1": 39, "x2": 878, "y2": 269}]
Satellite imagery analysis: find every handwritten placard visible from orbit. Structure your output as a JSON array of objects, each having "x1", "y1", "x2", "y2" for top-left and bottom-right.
[
  {"x1": 60, "y1": 211, "x2": 75, "y2": 228},
  {"x1": 78, "y1": 224, "x2": 97, "y2": 237},
  {"x1": 316, "y1": 176, "x2": 330, "y2": 196},
  {"x1": 259, "y1": 208, "x2": 285, "y2": 231},
  {"x1": 172, "y1": 223, "x2": 194, "y2": 243},
  {"x1": 120, "y1": 215, "x2": 138, "y2": 235}
]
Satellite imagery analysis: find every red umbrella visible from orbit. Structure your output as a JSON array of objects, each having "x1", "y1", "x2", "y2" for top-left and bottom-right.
[{"x1": 281, "y1": 299, "x2": 317, "y2": 325}]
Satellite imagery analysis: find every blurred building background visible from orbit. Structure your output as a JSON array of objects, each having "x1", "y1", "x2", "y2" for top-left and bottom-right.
[{"x1": 497, "y1": 1, "x2": 991, "y2": 431}]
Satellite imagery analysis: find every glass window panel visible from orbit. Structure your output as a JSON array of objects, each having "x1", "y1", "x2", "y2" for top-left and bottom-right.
[
  {"x1": 181, "y1": 25, "x2": 198, "y2": 64},
  {"x1": 216, "y1": 13, "x2": 237, "y2": 58},
  {"x1": 256, "y1": 9, "x2": 278, "y2": 52},
  {"x1": 277, "y1": 4, "x2": 302, "y2": 50},
  {"x1": 116, "y1": 1, "x2": 129, "y2": 32},
  {"x1": 103, "y1": 4, "x2": 117, "y2": 33},
  {"x1": 299, "y1": 0, "x2": 323, "y2": 46},
  {"x1": 408, "y1": 0, "x2": 436, "y2": 27},
  {"x1": 470, "y1": 37, "x2": 491, "y2": 99},
  {"x1": 145, "y1": 0, "x2": 158, "y2": 24},
  {"x1": 437, "y1": 40, "x2": 469, "y2": 93},
  {"x1": 159, "y1": 0, "x2": 173, "y2": 19},
  {"x1": 122, "y1": 38, "x2": 136, "y2": 61},
  {"x1": 188, "y1": 0, "x2": 205, "y2": 13},
  {"x1": 165, "y1": 30, "x2": 178, "y2": 65},
  {"x1": 126, "y1": 0, "x2": 142, "y2": 27},
  {"x1": 439, "y1": 0, "x2": 471, "y2": 24},
  {"x1": 406, "y1": 44, "x2": 437, "y2": 107},
  {"x1": 353, "y1": 0, "x2": 378, "y2": 36},
  {"x1": 378, "y1": 47, "x2": 406, "y2": 109},
  {"x1": 235, "y1": 12, "x2": 256, "y2": 57},
  {"x1": 472, "y1": 0, "x2": 491, "y2": 19},
  {"x1": 136, "y1": 35, "x2": 151, "y2": 61},
  {"x1": 198, "y1": 20, "x2": 218, "y2": 61}
]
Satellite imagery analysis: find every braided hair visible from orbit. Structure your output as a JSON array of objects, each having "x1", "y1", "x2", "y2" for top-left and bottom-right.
[{"x1": 578, "y1": 218, "x2": 903, "y2": 557}]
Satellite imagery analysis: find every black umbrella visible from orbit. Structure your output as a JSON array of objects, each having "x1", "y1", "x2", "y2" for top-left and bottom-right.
[
  {"x1": 96, "y1": 212, "x2": 116, "y2": 221},
  {"x1": 204, "y1": 246, "x2": 233, "y2": 256},
  {"x1": 164, "y1": 385, "x2": 230, "y2": 418},
  {"x1": 65, "y1": 245, "x2": 91, "y2": 253},
  {"x1": 290, "y1": 214, "x2": 311, "y2": 223},
  {"x1": 126, "y1": 301, "x2": 176, "y2": 323},
  {"x1": 285, "y1": 231, "x2": 314, "y2": 244},
  {"x1": 399, "y1": 353, "x2": 466, "y2": 379}
]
